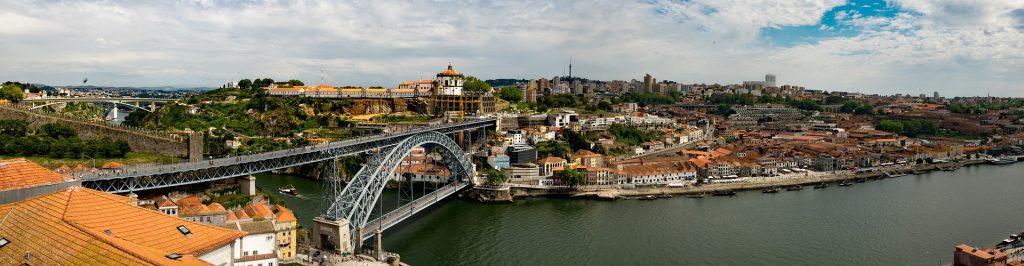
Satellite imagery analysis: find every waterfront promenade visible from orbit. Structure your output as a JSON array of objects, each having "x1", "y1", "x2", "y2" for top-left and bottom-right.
[{"x1": 507, "y1": 160, "x2": 993, "y2": 199}]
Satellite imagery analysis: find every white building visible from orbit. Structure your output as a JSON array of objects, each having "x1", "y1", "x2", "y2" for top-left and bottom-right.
[
  {"x1": 436, "y1": 64, "x2": 464, "y2": 95},
  {"x1": 222, "y1": 220, "x2": 279, "y2": 266}
]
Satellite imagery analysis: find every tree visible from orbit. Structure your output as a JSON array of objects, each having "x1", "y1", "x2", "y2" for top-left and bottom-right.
[
  {"x1": 462, "y1": 76, "x2": 492, "y2": 93},
  {"x1": 562, "y1": 168, "x2": 587, "y2": 189},
  {"x1": 123, "y1": 109, "x2": 149, "y2": 127},
  {"x1": 485, "y1": 168, "x2": 508, "y2": 186},
  {"x1": 0, "y1": 84, "x2": 25, "y2": 103},
  {"x1": 0, "y1": 120, "x2": 28, "y2": 137},
  {"x1": 287, "y1": 79, "x2": 304, "y2": 86},
  {"x1": 714, "y1": 104, "x2": 735, "y2": 116},
  {"x1": 40, "y1": 123, "x2": 77, "y2": 139},
  {"x1": 498, "y1": 87, "x2": 523, "y2": 102},
  {"x1": 237, "y1": 79, "x2": 252, "y2": 90}
]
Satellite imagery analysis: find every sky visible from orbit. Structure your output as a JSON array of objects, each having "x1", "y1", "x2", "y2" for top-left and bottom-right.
[{"x1": 1, "y1": 0, "x2": 1023, "y2": 97}]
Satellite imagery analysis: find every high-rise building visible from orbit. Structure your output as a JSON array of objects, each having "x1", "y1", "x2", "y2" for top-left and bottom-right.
[
  {"x1": 526, "y1": 80, "x2": 538, "y2": 102},
  {"x1": 643, "y1": 73, "x2": 655, "y2": 93},
  {"x1": 765, "y1": 74, "x2": 776, "y2": 88},
  {"x1": 934, "y1": 91, "x2": 940, "y2": 99}
]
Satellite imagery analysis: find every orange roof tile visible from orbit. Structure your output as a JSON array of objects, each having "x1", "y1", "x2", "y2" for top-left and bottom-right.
[
  {"x1": 0, "y1": 158, "x2": 71, "y2": 192},
  {"x1": 244, "y1": 202, "x2": 275, "y2": 220},
  {"x1": 155, "y1": 196, "x2": 177, "y2": 208},
  {"x1": 101, "y1": 161, "x2": 125, "y2": 169},
  {"x1": 233, "y1": 209, "x2": 250, "y2": 220},
  {"x1": 207, "y1": 203, "x2": 226, "y2": 212},
  {"x1": 538, "y1": 156, "x2": 567, "y2": 164},
  {"x1": 273, "y1": 205, "x2": 297, "y2": 223},
  {"x1": 0, "y1": 187, "x2": 244, "y2": 265},
  {"x1": 225, "y1": 211, "x2": 238, "y2": 222}
]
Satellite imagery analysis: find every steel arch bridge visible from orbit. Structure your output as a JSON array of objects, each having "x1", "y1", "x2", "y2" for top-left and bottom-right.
[
  {"x1": 80, "y1": 118, "x2": 494, "y2": 193},
  {"x1": 322, "y1": 131, "x2": 474, "y2": 232}
]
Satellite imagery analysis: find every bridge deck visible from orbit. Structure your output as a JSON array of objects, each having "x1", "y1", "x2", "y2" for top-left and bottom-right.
[{"x1": 361, "y1": 182, "x2": 468, "y2": 240}]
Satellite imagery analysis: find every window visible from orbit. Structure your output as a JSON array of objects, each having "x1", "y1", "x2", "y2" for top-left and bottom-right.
[
  {"x1": 243, "y1": 251, "x2": 248, "y2": 256},
  {"x1": 176, "y1": 225, "x2": 191, "y2": 236}
]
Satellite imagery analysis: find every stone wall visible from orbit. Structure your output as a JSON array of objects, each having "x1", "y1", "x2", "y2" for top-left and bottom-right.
[{"x1": 0, "y1": 104, "x2": 201, "y2": 160}]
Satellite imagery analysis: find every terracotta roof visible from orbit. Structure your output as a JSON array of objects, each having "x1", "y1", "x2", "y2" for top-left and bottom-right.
[
  {"x1": 155, "y1": 196, "x2": 177, "y2": 208},
  {"x1": 0, "y1": 187, "x2": 244, "y2": 265},
  {"x1": 437, "y1": 64, "x2": 461, "y2": 76},
  {"x1": 233, "y1": 209, "x2": 250, "y2": 220},
  {"x1": 244, "y1": 202, "x2": 275, "y2": 220},
  {"x1": 176, "y1": 195, "x2": 206, "y2": 215},
  {"x1": 207, "y1": 203, "x2": 226, "y2": 212},
  {"x1": 0, "y1": 158, "x2": 71, "y2": 192},
  {"x1": 102, "y1": 161, "x2": 125, "y2": 169},
  {"x1": 225, "y1": 211, "x2": 238, "y2": 222},
  {"x1": 538, "y1": 156, "x2": 567, "y2": 164},
  {"x1": 273, "y1": 205, "x2": 297, "y2": 223}
]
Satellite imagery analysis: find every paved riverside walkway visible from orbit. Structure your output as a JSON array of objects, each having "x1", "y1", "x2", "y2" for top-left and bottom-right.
[{"x1": 549, "y1": 160, "x2": 987, "y2": 199}]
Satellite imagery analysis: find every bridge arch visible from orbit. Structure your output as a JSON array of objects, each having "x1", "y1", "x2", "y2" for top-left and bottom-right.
[{"x1": 323, "y1": 131, "x2": 473, "y2": 228}]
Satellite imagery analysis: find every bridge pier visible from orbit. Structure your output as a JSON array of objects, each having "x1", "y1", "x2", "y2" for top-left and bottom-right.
[
  {"x1": 238, "y1": 175, "x2": 256, "y2": 196},
  {"x1": 313, "y1": 216, "x2": 353, "y2": 254},
  {"x1": 374, "y1": 229, "x2": 384, "y2": 261},
  {"x1": 354, "y1": 226, "x2": 364, "y2": 255}
]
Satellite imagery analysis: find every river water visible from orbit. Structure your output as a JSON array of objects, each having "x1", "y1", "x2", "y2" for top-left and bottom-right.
[{"x1": 257, "y1": 163, "x2": 1024, "y2": 265}]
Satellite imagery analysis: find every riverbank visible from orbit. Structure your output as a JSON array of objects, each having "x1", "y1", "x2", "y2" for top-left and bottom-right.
[{"x1": 470, "y1": 160, "x2": 993, "y2": 202}]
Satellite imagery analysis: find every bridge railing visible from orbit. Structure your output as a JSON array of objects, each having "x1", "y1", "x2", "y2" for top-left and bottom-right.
[{"x1": 360, "y1": 181, "x2": 468, "y2": 240}]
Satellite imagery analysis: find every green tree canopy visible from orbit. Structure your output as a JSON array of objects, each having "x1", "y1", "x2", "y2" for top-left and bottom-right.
[
  {"x1": 462, "y1": 76, "x2": 492, "y2": 93},
  {"x1": 498, "y1": 87, "x2": 523, "y2": 102},
  {"x1": 562, "y1": 168, "x2": 587, "y2": 189},
  {"x1": 0, "y1": 120, "x2": 29, "y2": 137},
  {"x1": 40, "y1": 123, "x2": 77, "y2": 139},
  {"x1": 0, "y1": 84, "x2": 25, "y2": 103}
]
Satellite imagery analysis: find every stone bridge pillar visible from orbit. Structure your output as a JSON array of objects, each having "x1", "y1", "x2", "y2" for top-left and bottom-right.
[
  {"x1": 188, "y1": 132, "x2": 204, "y2": 162},
  {"x1": 239, "y1": 175, "x2": 256, "y2": 196},
  {"x1": 313, "y1": 216, "x2": 352, "y2": 254}
]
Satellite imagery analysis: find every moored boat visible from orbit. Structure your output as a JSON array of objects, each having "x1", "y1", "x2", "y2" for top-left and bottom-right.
[
  {"x1": 712, "y1": 190, "x2": 737, "y2": 196},
  {"x1": 639, "y1": 195, "x2": 658, "y2": 201},
  {"x1": 838, "y1": 180, "x2": 853, "y2": 186},
  {"x1": 813, "y1": 183, "x2": 828, "y2": 189},
  {"x1": 762, "y1": 187, "x2": 780, "y2": 193},
  {"x1": 685, "y1": 192, "x2": 705, "y2": 198},
  {"x1": 786, "y1": 185, "x2": 803, "y2": 191}
]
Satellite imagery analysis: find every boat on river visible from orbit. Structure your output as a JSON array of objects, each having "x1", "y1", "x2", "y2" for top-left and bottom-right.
[
  {"x1": 279, "y1": 184, "x2": 299, "y2": 196},
  {"x1": 712, "y1": 190, "x2": 737, "y2": 196},
  {"x1": 685, "y1": 192, "x2": 706, "y2": 198},
  {"x1": 813, "y1": 183, "x2": 828, "y2": 189},
  {"x1": 639, "y1": 195, "x2": 658, "y2": 201},
  {"x1": 786, "y1": 185, "x2": 803, "y2": 191},
  {"x1": 838, "y1": 180, "x2": 854, "y2": 187},
  {"x1": 762, "y1": 187, "x2": 780, "y2": 193}
]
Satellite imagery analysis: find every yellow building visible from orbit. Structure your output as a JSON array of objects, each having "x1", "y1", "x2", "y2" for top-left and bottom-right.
[{"x1": 273, "y1": 205, "x2": 299, "y2": 260}]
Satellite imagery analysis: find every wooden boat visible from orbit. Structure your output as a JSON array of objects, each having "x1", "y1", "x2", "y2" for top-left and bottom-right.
[
  {"x1": 639, "y1": 195, "x2": 658, "y2": 201},
  {"x1": 762, "y1": 187, "x2": 780, "y2": 193},
  {"x1": 813, "y1": 183, "x2": 828, "y2": 189},
  {"x1": 786, "y1": 185, "x2": 803, "y2": 191}
]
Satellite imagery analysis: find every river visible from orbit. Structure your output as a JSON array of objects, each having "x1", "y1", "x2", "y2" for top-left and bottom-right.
[{"x1": 257, "y1": 163, "x2": 1024, "y2": 265}]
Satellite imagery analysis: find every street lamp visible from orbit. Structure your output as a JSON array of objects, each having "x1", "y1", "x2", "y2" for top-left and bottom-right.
[{"x1": 83, "y1": 154, "x2": 96, "y2": 169}]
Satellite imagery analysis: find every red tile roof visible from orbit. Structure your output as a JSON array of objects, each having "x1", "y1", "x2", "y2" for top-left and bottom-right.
[
  {"x1": 0, "y1": 187, "x2": 244, "y2": 265},
  {"x1": 0, "y1": 158, "x2": 71, "y2": 192}
]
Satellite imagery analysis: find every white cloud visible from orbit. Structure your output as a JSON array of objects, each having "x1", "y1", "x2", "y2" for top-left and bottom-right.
[{"x1": 0, "y1": 0, "x2": 1020, "y2": 96}]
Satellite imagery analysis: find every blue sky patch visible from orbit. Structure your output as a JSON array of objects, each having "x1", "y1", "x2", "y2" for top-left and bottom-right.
[{"x1": 760, "y1": 0, "x2": 903, "y2": 47}]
